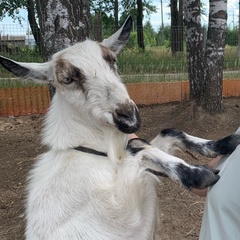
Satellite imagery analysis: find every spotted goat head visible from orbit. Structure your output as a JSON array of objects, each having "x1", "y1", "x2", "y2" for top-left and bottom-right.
[{"x1": 0, "y1": 16, "x2": 140, "y2": 134}]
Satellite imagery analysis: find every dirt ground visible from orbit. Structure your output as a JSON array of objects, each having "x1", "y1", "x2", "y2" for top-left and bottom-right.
[{"x1": 0, "y1": 97, "x2": 239, "y2": 240}]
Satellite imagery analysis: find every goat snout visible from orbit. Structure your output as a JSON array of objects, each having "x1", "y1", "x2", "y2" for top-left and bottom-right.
[
  {"x1": 178, "y1": 164, "x2": 220, "y2": 189},
  {"x1": 113, "y1": 102, "x2": 141, "y2": 133}
]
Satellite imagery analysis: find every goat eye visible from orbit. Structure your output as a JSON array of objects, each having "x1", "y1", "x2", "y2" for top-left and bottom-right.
[{"x1": 62, "y1": 77, "x2": 73, "y2": 84}]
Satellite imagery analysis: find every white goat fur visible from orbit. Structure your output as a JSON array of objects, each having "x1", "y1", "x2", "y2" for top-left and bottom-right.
[
  {"x1": 0, "y1": 17, "x2": 221, "y2": 240},
  {"x1": 24, "y1": 20, "x2": 161, "y2": 240}
]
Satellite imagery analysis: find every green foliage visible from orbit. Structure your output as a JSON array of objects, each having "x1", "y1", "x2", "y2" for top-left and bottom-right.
[
  {"x1": 90, "y1": 0, "x2": 114, "y2": 13},
  {"x1": 127, "y1": 32, "x2": 138, "y2": 48},
  {"x1": 163, "y1": 40, "x2": 171, "y2": 49},
  {"x1": 156, "y1": 26, "x2": 171, "y2": 46},
  {"x1": 143, "y1": 21, "x2": 157, "y2": 46},
  {"x1": 120, "y1": 0, "x2": 156, "y2": 25},
  {"x1": 0, "y1": 0, "x2": 27, "y2": 23},
  {"x1": 226, "y1": 27, "x2": 238, "y2": 46}
]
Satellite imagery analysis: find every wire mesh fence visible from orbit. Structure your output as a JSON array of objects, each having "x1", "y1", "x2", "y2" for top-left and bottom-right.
[{"x1": 0, "y1": 24, "x2": 240, "y2": 116}]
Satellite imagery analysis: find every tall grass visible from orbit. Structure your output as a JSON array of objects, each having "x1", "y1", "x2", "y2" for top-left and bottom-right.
[
  {"x1": 118, "y1": 47, "x2": 187, "y2": 75},
  {"x1": 118, "y1": 45, "x2": 240, "y2": 75},
  {"x1": 0, "y1": 45, "x2": 239, "y2": 86},
  {"x1": 224, "y1": 45, "x2": 240, "y2": 70},
  {"x1": 0, "y1": 46, "x2": 43, "y2": 79}
]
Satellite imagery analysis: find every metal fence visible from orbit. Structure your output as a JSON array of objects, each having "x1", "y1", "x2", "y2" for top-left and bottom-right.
[{"x1": 0, "y1": 24, "x2": 240, "y2": 116}]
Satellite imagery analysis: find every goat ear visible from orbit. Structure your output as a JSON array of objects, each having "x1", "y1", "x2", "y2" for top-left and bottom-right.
[
  {"x1": 101, "y1": 16, "x2": 133, "y2": 54},
  {"x1": 0, "y1": 56, "x2": 50, "y2": 83}
]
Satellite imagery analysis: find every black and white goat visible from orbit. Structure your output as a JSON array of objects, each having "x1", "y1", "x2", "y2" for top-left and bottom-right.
[{"x1": 0, "y1": 16, "x2": 239, "y2": 240}]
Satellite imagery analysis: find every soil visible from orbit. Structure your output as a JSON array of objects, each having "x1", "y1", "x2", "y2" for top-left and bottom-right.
[{"x1": 0, "y1": 97, "x2": 239, "y2": 240}]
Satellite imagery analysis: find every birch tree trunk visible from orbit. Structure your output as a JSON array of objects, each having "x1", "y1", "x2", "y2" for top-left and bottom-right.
[
  {"x1": 184, "y1": 0, "x2": 227, "y2": 113},
  {"x1": 202, "y1": 0, "x2": 227, "y2": 113},
  {"x1": 36, "y1": 0, "x2": 90, "y2": 61},
  {"x1": 184, "y1": 0, "x2": 205, "y2": 104},
  {"x1": 35, "y1": 0, "x2": 90, "y2": 97}
]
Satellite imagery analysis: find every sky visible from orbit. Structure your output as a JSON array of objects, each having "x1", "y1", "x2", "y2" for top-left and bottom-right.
[{"x1": 0, "y1": 0, "x2": 239, "y2": 35}]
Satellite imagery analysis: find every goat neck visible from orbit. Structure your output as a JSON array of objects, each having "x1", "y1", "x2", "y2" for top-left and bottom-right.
[{"x1": 42, "y1": 92, "x2": 129, "y2": 161}]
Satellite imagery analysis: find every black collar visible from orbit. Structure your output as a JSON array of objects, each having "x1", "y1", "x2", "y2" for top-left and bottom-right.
[{"x1": 73, "y1": 146, "x2": 107, "y2": 157}]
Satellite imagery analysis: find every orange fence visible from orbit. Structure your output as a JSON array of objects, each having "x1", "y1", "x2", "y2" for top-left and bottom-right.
[
  {"x1": 127, "y1": 81, "x2": 190, "y2": 105},
  {"x1": 0, "y1": 85, "x2": 50, "y2": 116},
  {"x1": 0, "y1": 80, "x2": 239, "y2": 117}
]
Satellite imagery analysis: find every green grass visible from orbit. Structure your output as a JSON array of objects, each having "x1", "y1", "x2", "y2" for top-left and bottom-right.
[
  {"x1": 0, "y1": 45, "x2": 240, "y2": 87},
  {"x1": 224, "y1": 45, "x2": 240, "y2": 70},
  {"x1": 0, "y1": 46, "x2": 44, "y2": 78},
  {"x1": 118, "y1": 47, "x2": 187, "y2": 75},
  {"x1": 118, "y1": 45, "x2": 240, "y2": 75}
]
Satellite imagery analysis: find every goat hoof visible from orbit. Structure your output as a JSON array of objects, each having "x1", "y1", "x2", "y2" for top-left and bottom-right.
[{"x1": 177, "y1": 164, "x2": 220, "y2": 189}]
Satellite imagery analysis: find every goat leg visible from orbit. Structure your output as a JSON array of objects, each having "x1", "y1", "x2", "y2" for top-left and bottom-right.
[
  {"x1": 127, "y1": 138, "x2": 220, "y2": 190},
  {"x1": 151, "y1": 128, "x2": 240, "y2": 157}
]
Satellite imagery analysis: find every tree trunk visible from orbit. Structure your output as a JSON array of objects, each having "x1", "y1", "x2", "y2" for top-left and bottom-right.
[
  {"x1": 170, "y1": 0, "x2": 178, "y2": 55},
  {"x1": 202, "y1": 0, "x2": 227, "y2": 114},
  {"x1": 184, "y1": 0, "x2": 205, "y2": 104},
  {"x1": 178, "y1": 0, "x2": 183, "y2": 52},
  {"x1": 35, "y1": 0, "x2": 90, "y2": 98},
  {"x1": 184, "y1": 0, "x2": 227, "y2": 114},
  {"x1": 93, "y1": 12, "x2": 102, "y2": 42},
  {"x1": 136, "y1": 0, "x2": 145, "y2": 50},
  {"x1": 27, "y1": 0, "x2": 44, "y2": 56},
  {"x1": 36, "y1": 0, "x2": 90, "y2": 61},
  {"x1": 114, "y1": 0, "x2": 119, "y2": 31}
]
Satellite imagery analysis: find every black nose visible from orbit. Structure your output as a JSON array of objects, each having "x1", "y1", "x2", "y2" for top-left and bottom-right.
[
  {"x1": 113, "y1": 103, "x2": 141, "y2": 134},
  {"x1": 115, "y1": 108, "x2": 132, "y2": 121}
]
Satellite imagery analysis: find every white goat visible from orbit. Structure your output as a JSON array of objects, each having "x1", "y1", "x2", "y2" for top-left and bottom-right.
[{"x1": 1, "y1": 16, "x2": 235, "y2": 240}]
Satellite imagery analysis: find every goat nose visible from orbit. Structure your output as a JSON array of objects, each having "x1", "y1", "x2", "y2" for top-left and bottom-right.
[
  {"x1": 113, "y1": 103, "x2": 141, "y2": 134},
  {"x1": 116, "y1": 107, "x2": 133, "y2": 121}
]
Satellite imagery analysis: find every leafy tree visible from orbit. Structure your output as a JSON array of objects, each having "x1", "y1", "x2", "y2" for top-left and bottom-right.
[
  {"x1": 90, "y1": 0, "x2": 115, "y2": 41},
  {"x1": 0, "y1": 0, "x2": 26, "y2": 23},
  {"x1": 143, "y1": 21, "x2": 157, "y2": 46},
  {"x1": 0, "y1": 0, "x2": 43, "y2": 54},
  {"x1": 226, "y1": 27, "x2": 238, "y2": 46},
  {"x1": 156, "y1": 25, "x2": 171, "y2": 46},
  {"x1": 120, "y1": 0, "x2": 156, "y2": 50},
  {"x1": 1, "y1": 0, "x2": 157, "y2": 51}
]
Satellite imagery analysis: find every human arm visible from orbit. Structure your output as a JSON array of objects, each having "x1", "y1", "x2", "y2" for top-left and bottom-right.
[{"x1": 129, "y1": 133, "x2": 138, "y2": 139}]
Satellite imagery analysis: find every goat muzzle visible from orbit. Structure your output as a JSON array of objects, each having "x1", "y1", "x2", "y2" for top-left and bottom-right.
[{"x1": 113, "y1": 102, "x2": 141, "y2": 134}]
